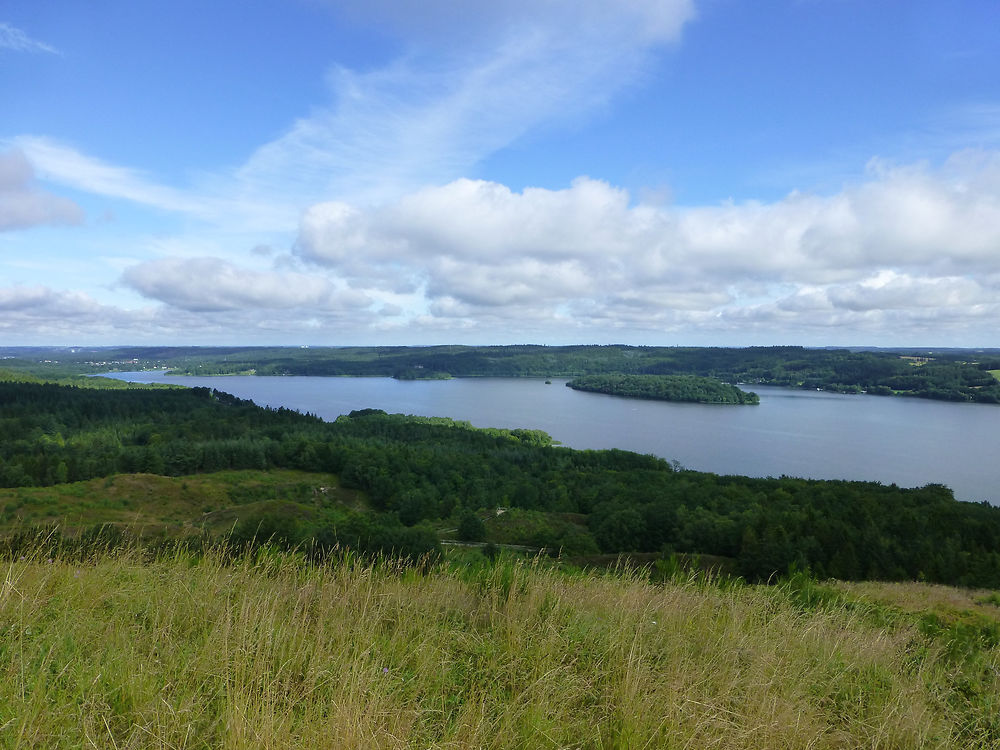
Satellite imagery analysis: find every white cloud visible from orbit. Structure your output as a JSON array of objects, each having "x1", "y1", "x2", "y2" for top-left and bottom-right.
[
  {"x1": 20, "y1": 145, "x2": 986, "y2": 344},
  {"x1": 0, "y1": 22, "x2": 59, "y2": 55},
  {"x1": 824, "y1": 272, "x2": 993, "y2": 312},
  {"x1": 0, "y1": 285, "x2": 147, "y2": 342},
  {"x1": 8, "y1": 136, "x2": 298, "y2": 232},
  {"x1": 0, "y1": 284, "x2": 86, "y2": 312},
  {"x1": 293, "y1": 150, "x2": 1000, "y2": 341},
  {"x1": 11, "y1": 136, "x2": 207, "y2": 215},
  {"x1": 0, "y1": 149, "x2": 83, "y2": 230},
  {"x1": 120, "y1": 257, "x2": 370, "y2": 313},
  {"x1": 0, "y1": 282, "x2": 366, "y2": 344}
]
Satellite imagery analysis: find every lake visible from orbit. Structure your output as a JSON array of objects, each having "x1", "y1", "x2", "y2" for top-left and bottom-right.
[{"x1": 107, "y1": 371, "x2": 998, "y2": 504}]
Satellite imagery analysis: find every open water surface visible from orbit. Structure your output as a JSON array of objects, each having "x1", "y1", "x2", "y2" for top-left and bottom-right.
[{"x1": 108, "y1": 372, "x2": 998, "y2": 504}]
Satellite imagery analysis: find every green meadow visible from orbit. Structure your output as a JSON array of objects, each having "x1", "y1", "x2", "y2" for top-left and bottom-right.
[
  {"x1": 2, "y1": 549, "x2": 998, "y2": 749},
  {"x1": 0, "y1": 470, "x2": 353, "y2": 536}
]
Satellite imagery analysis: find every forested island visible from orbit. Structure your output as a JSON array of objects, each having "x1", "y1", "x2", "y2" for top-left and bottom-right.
[
  {"x1": 567, "y1": 373, "x2": 759, "y2": 404},
  {"x1": 4, "y1": 343, "x2": 1000, "y2": 404}
]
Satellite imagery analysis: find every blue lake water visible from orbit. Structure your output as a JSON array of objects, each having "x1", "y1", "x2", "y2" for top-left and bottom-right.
[{"x1": 107, "y1": 372, "x2": 999, "y2": 504}]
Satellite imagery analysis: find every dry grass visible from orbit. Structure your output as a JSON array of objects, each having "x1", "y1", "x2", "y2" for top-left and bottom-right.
[
  {"x1": 0, "y1": 551, "x2": 994, "y2": 749},
  {"x1": 838, "y1": 580, "x2": 1000, "y2": 621}
]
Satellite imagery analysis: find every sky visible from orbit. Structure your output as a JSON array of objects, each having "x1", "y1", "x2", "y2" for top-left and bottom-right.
[{"x1": 1, "y1": 0, "x2": 999, "y2": 347}]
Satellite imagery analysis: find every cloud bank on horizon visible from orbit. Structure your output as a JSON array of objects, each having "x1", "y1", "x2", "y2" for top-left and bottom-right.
[{"x1": 1, "y1": 0, "x2": 999, "y2": 346}]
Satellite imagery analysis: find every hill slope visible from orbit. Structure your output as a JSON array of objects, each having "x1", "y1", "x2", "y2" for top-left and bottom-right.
[{"x1": 3, "y1": 551, "x2": 998, "y2": 748}]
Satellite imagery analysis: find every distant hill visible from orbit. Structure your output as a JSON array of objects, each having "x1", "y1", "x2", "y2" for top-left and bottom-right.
[{"x1": 6, "y1": 343, "x2": 1000, "y2": 403}]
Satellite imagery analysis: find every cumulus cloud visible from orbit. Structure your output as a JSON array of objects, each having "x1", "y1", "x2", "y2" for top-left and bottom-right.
[
  {"x1": 0, "y1": 22, "x2": 59, "y2": 55},
  {"x1": 120, "y1": 257, "x2": 371, "y2": 313},
  {"x1": 293, "y1": 150, "x2": 1000, "y2": 340},
  {"x1": 0, "y1": 282, "x2": 378, "y2": 344},
  {"x1": 0, "y1": 285, "x2": 92, "y2": 313},
  {"x1": 0, "y1": 285, "x2": 146, "y2": 342},
  {"x1": 0, "y1": 149, "x2": 83, "y2": 230},
  {"x1": 56, "y1": 146, "x2": 988, "y2": 342}
]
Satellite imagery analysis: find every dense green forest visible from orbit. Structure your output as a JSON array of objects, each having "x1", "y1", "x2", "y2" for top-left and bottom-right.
[
  {"x1": 567, "y1": 373, "x2": 759, "y2": 404},
  {"x1": 5, "y1": 344, "x2": 1000, "y2": 403},
  {"x1": 2, "y1": 378, "x2": 1000, "y2": 586}
]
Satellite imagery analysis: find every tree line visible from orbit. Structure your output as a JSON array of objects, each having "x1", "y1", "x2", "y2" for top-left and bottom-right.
[{"x1": 9, "y1": 344, "x2": 998, "y2": 405}]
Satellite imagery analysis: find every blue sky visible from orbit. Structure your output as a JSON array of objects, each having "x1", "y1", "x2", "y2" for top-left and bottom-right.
[{"x1": 1, "y1": 0, "x2": 999, "y2": 346}]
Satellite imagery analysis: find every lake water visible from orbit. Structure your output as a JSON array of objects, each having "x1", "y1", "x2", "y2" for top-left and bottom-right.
[{"x1": 107, "y1": 372, "x2": 999, "y2": 505}]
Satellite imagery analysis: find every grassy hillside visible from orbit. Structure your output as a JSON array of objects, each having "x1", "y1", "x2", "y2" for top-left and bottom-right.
[
  {"x1": 2, "y1": 550, "x2": 998, "y2": 748},
  {"x1": 0, "y1": 470, "x2": 355, "y2": 535}
]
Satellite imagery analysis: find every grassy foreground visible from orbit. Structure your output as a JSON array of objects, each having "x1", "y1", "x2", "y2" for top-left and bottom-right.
[{"x1": 2, "y1": 551, "x2": 999, "y2": 749}]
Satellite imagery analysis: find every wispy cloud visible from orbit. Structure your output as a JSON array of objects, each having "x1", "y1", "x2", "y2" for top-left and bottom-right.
[
  {"x1": 11, "y1": 136, "x2": 207, "y2": 214},
  {"x1": 8, "y1": 0, "x2": 696, "y2": 235},
  {"x1": 238, "y1": 0, "x2": 694, "y2": 207},
  {"x1": 0, "y1": 22, "x2": 59, "y2": 55},
  {"x1": 10, "y1": 136, "x2": 298, "y2": 231},
  {"x1": 0, "y1": 148, "x2": 83, "y2": 230}
]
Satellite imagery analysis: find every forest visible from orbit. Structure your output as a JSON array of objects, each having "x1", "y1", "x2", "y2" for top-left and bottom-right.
[
  {"x1": 2, "y1": 377, "x2": 1000, "y2": 586},
  {"x1": 567, "y1": 373, "x2": 759, "y2": 404},
  {"x1": 4, "y1": 344, "x2": 1000, "y2": 403}
]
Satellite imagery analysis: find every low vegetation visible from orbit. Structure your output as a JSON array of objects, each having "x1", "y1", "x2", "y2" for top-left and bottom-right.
[
  {"x1": 0, "y1": 469, "x2": 351, "y2": 534},
  {"x1": 1, "y1": 548, "x2": 998, "y2": 748}
]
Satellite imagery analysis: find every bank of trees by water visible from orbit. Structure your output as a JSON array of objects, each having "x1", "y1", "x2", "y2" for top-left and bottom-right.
[
  {"x1": 567, "y1": 374, "x2": 759, "y2": 404},
  {"x1": 7, "y1": 344, "x2": 1000, "y2": 404},
  {"x1": 2, "y1": 380, "x2": 1000, "y2": 586}
]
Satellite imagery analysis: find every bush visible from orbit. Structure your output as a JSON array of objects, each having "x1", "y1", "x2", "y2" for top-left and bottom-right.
[{"x1": 457, "y1": 511, "x2": 486, "y2": 542}]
